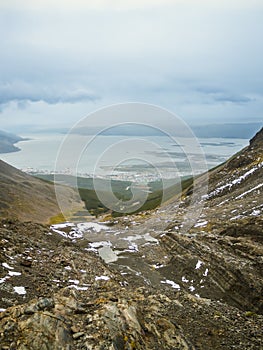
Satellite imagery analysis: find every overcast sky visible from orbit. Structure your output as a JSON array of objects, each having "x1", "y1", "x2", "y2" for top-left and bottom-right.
[{"x1": 0, "y1": 0, "x2": 262, "y2": 131}]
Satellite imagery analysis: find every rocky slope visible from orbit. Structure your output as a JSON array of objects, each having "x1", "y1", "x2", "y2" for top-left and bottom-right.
[
  {"x1": 0, "y1": 219, "x2": 262, "y2": 350},
  {"x1": 0, "y1": 127, "x2": 262, "y2": 349},
  {"x1": 0, "y1": 160, "x2": 83, "y2": 224}
]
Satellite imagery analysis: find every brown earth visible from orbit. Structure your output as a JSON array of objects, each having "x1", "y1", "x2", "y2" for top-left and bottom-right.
[{"x1": 0, "y1": 160, "x2": 83, "y2": 224}]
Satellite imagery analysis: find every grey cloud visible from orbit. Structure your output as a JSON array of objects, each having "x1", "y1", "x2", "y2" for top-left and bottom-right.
[
  {"x1": 211, "y1": 93, "x2": 253, "y2": 104},
  {"x1": 193, "y1": 85, "x2": 224, "y2": 95},
  {"x1": 191, "y1": 85, "x2": 253, "y2": 105},
  {"x1": 0, "y1": 2, "x2": 263, "y2": 127},
  {"x1": 0, "y1": 82, "x2": 99, "y2": 106}
]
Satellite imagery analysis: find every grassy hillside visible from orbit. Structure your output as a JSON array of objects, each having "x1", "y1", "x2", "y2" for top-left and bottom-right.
[
  {"x1": 0, "y1": 160, "x2": 83, "y2": 223},
  {"x1": 34, "y1": 174, "x2": 192, "y2": 217}
]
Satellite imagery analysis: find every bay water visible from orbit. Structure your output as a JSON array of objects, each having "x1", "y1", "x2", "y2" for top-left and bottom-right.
[{"x1": 0, "y1": 132, "x2": 249, "y2": 181}]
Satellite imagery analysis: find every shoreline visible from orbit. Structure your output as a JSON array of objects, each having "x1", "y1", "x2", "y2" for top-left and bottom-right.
[{"x1": 0, "y1": 132, "x2": 30, "y2": 155}]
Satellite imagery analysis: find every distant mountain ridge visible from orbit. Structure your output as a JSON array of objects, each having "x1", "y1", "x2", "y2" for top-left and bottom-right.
[
  {"x1": 61, "y1": 122, "x2": 262, "y2": 139},
  {"x1": 0, "y1": 130, "x2": 26, "y2": 154},
  {"x1": 192, "y1": 122, "x2": 262, "y2": 139},
  {"x1": 4, "y1": 122, "x2": 261, "y2": 139}
]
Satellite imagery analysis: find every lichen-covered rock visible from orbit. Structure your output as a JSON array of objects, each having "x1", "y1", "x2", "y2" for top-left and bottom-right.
[{"x1": 1, "y1": 284, "x2": 262, "y2": 349}]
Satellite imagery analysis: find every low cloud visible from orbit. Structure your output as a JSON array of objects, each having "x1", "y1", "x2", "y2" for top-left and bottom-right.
[
  {"x1": 0, "y1": 82, "x2": 99, "y2": 107},
  {"x1": 192, "y1": 85, "x2": 253, "y2": 105},
  {"x1": 211, "y1": 92, "x2": 253, "y2": 104}
]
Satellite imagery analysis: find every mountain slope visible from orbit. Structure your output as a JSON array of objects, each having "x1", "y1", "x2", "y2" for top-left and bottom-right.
[
  {"x1": 135, "y1": 129, "x2": 263, "y2": 313},
  {"x1": 94, "y1": 127, "x2": 262, "y2": 314},
  {"x1": 200, "y1": 126, "x2": 263, "y2": 222},
  {"x1": 145, "y1": 127, "x2": 263, "y2": 313},
  {"x1": 0, "y1": 159, "x2": 83, "y2": 223},
  {"x1": 0, "y1": 128, "x2": 262, "y2": 349}
]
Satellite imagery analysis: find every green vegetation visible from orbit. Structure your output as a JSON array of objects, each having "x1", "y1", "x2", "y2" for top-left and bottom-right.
[
  {"x1": 49, "y1": 212, "x2": 66, "y2": 225},
  {"x1": 34, "y1": 174, "x2": 193, "y2": 217}
]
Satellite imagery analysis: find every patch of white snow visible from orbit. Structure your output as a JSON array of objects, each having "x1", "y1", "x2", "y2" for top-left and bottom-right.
[
  {"x1": 95, "y1": 275, "x2": 110, "y2": 281},
  {"x1": 195, "y1": 260, "x2": 203, "y2": 269},
  {"x1": 235, "y1": 183, "x2": 263, "y2": 200},
  {"x1": 161, "y1": 279, "x2": 181, "y2": 290},
  {"x1": 89, "y1": 241, "x2": 112, "y2": 249},
  {"x1": 182, "y1": 276, "x2": 189, "y2": 283},
  {"x1": 68, "y1": 285, "x2": 89, "y2": 291},
  {"x1": 203, "y1": 268, "x2": 209, "y2": 277},
  {"x1": 68, "y1": 279, "x2": 79, "y2": 285},
  {"x1": 2, "y1": 262, "x2": 14, "y2": 270},
  {"x1": 77, "y1": 222, "x2": 109, "y2": 233},
  {"x1": 251, "y1": 209, "x2": 261, "y2": 216},
  {"x1": 13, "y1": 286, "x2": 26, "y2": 295},
  {"x1": 143, "y1": 233, "x2": 159, "y2": 243},
  {"x1": 0, "y1": 276, "x2": 10, "y2": 284},
  {"x1": 194, "y1": 221, "x2": 208, "y2": 228},
  {"x1": 8, "y1": 271, "x2": 21, "y2": 276}
]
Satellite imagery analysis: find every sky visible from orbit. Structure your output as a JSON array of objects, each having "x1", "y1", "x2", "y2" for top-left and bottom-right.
[{"x1": 0, "y1": 0, "x2": 263, "y2": 131}]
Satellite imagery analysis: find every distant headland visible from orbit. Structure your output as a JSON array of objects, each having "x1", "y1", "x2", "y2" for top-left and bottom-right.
[{"x1": 0, "y1": 130, "x2": 28, "y2": 154}]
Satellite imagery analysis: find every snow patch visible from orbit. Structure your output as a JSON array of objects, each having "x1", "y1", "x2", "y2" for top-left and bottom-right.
[
  {"x1": 153, "y1": 264, "x2": 164, "y2": 269},
  {"x1": 128, "y1": 243, "x2": 138, "y2": 252},
  {"x1": 122, "y1": 234, "x2": 143, "y2": 242},
  {"x1": 51, "y1": 223, "x2": 75, "y2": 229},
  {"x1": 50, "y1": 221, "x2": 109, "y2": 239},
  {"x1": 194, "y1": 221, "x2": 208, "y2": 228},
  {"x1": 95, "y1": 275, "x2": 110, "y2": 281},
  {"x1": 251, "y1": 209, "x2": 261, "y2": 216},
  {"x1": 161, "y1": 279, "x2": 181, "y2": 290},
  {"x1": 98, "y1": 246, "x2": 118, "y2": 263},
  {"x1": 230, "y1": 215, "x2": 243, "y2": 221},
  {"x1": 203, "y1": 162, "x2": 263, "y2": 199},
  {"x1": 143, "y1": 233, "x2": 159, "y2": 243},
  {"x1": 182, "y1": 276, "x2": 189, "y2": 283},
  {"x1": 13, "y1": 286, "x2": 26, "y2": 295},
  {"x1": 0, "y1": 276, "x2": 10, "y2": 284},
  {"x1": 195, "y1": 260, "x2": 203, "y2": 269},
  {"x1": 235, "y1": 183, "x2": 263, "y2": 200},
  {"x1": 68, "y1": 285, "x2": 89, "y2": 291},
  {"x1": 89, "y1": 241, "x2": 112, "y2": 249},
  {"x1": 77, "y1": 222, "x2": 109, "y2": 233},
  {"x1": 8, "y1": 271, "x2": 21, "y2": 277},
  {"x1": 2, "y1": 262, "x2": 14, "y2": 270},
  {"x1": 68, "y1": 279, "x2": 79, "y2": 285},
  {"x1": 203, "y1": 268, "x2": 209, "y2": 277}
]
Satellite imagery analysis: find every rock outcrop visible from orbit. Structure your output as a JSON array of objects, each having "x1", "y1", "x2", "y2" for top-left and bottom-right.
[{"x1": 0, "y1": 220, "x2": 262, "y2": 350}]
